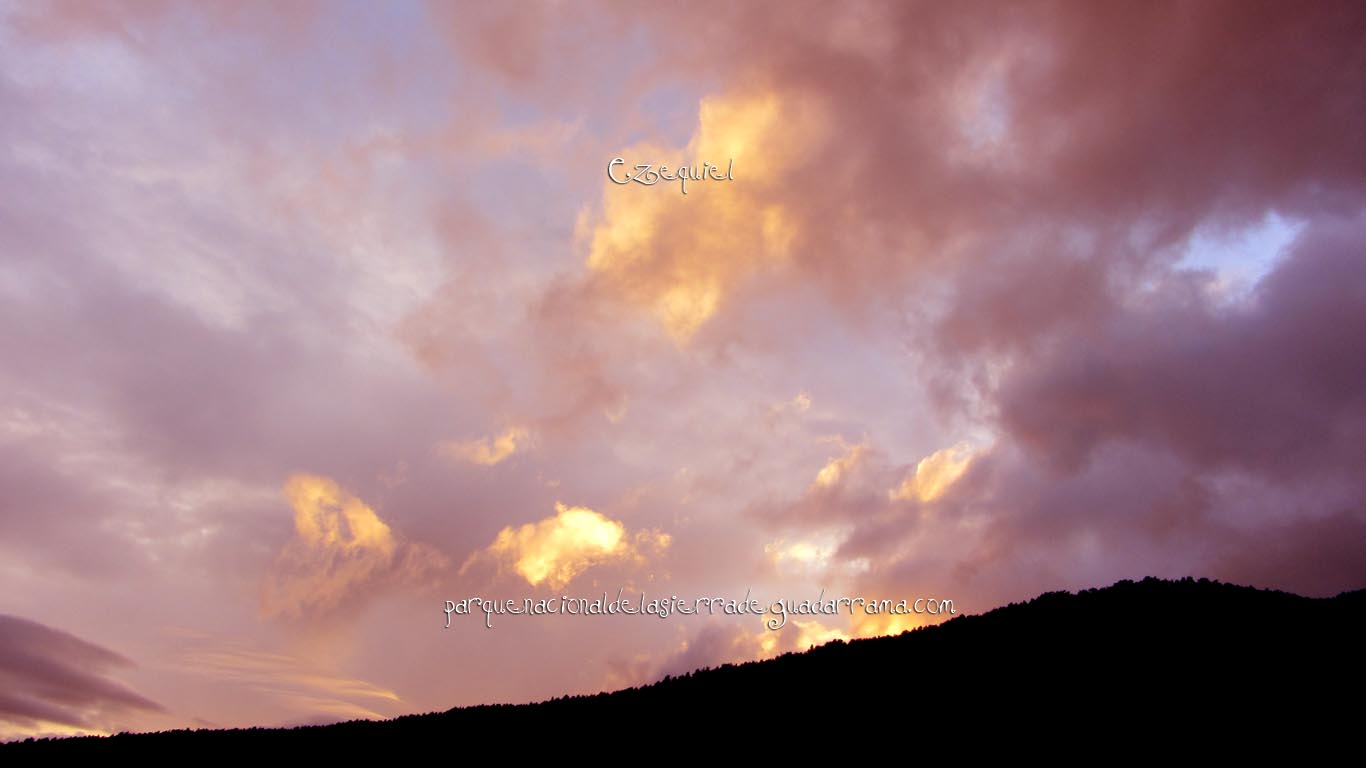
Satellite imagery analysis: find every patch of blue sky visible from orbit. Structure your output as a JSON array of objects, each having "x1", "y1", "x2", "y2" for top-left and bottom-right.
[{"x1": 1176, "y1": 211, "x2": 1305, "y2": 300}]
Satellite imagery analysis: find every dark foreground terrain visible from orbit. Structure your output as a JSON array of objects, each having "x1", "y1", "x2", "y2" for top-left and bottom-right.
[{"x1": 5, "y1": 577, "x2": 1363, "y2": 755}]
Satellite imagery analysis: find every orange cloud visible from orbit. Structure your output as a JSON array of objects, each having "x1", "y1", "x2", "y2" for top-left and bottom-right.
[
  {"x1": 811, "y1": 442, "x2": 867, "y2": 491},
  {"x1": 757, "y1": 618, "x2": 851, "y2": 656},
  {"x1": 765, "y1": 537, "x2": 837, "y2": 573},
  {"x1": 584, "y1": 90, "x2": 828, "y2": 341},
  {"x1": 891, "y1": 442, "x2": 976, "y2": 502},
  {"x1": 262, "y1": 474, "x2": 447, "y2": 619},
  {"x1": 466, "y1": 502, "x2": 670, "y2": 589},
  {"x1": 641, "y1": 617, "x2": 851, "y2": 686},
  {"x1": 850, "y1": 611, "x2": 937, "y2": 639},
  {"x1": 439, "y1": 426, "x2": 530, "y2": 466}
]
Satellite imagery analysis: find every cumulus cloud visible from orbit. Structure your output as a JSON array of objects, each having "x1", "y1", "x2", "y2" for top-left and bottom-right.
[
  {"x1": 583, "y1": 90, "x2": 826, "y2": 341},
  {"x1": 0, "y1": 615, "x2": 163, "y2": 740},
  {"x1": 261, "y1": 474, "x2": 448, "y2": 619},
  {"x1": 463, "y1": 503, "x2": 671, "y2": 589}
]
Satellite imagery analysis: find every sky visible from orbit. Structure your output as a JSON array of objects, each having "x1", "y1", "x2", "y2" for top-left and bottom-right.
[{"x1": 2, "y1": 0, "x2": 1365, "y2": 740}]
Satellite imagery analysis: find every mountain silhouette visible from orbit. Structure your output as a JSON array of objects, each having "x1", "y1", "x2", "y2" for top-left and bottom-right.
[{"x1": 6, "y1": 577, "x2": 1362, "y2": 755}]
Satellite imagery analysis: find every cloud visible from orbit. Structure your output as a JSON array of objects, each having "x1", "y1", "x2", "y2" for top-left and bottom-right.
[
  {"x1": 464, "y1": 502, "x2": 671, "y2": 589},
  {"x1": 261, "y1": 474, "x2": 448, "y2": 619},
  {"x1": 583, "y1": 90, "x2": 826, "y2": 341},
  {"x1": 10, "y1": 0, "x2": 320, "y2": 48},
  {"x1": 891, "y1": 442, "x2": 976, "y2": 503},
  {"x1": 634, "y1": 618, "x2": 850, "y2": 685},
  {"x1": 439, "y1": 426, "x2": 530, "y2": 466},
  {"x1": 996, "y1": 215, "x2": 1366, "y2": 481},
  {"x1": 765, "y1": 531, "x2": 843, "y2": 576},
  {"x1": 172, "y1": 638, "x2": 404, "y2": 726},
  {"x1": 810, "y1": 442, "x2": 867, "y2": 491},
  {"x1": 594, "y1": 0, "x2": 1366, "y2": 612},
  {"x1": 0, "y1": 615, "x2": 163, "y2": 740},
  {"x1": 848, "y1": 614, "x2": 925, "y2": 638}
]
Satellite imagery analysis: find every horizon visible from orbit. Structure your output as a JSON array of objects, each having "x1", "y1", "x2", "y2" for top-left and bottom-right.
[{"x1": 7, "y1": 575, "x2": 1360, "y2": 745}]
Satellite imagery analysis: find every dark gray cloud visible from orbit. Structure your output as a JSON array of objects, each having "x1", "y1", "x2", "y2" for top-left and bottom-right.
[{"x1": 0, "y1": 615, "x2": 162, "y2": 738}]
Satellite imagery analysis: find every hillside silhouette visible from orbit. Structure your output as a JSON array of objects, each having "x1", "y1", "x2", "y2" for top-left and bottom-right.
[{"x1": 6, "y1": 577, "x2": 1363, "y2": 755}]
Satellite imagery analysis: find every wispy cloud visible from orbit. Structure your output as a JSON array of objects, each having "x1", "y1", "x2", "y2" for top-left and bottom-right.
[{"x1": 173, "y1": 638, "x2": 403, "y2": 725}]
